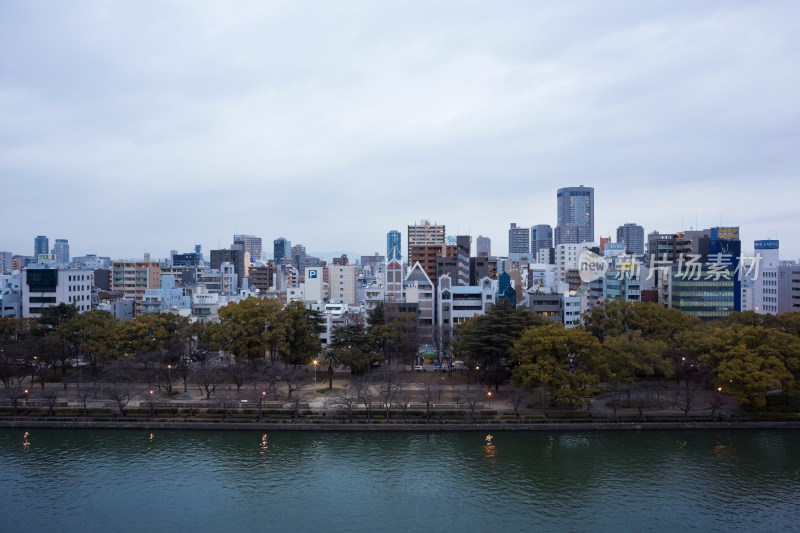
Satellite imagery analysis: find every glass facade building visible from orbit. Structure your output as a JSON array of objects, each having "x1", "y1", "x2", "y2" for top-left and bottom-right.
[
  {"x1": 555, "y1": 186, "x2": 594, "y2": 245},
  {"x1": 387, "y1": 230, "x2": 402, "y2": 262},
  {"x1": 670, "y1": 264, "x2": 735, "y2": 320}
]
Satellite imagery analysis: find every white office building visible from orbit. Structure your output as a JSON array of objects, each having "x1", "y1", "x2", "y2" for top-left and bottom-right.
[{"x1": 22, "y1": 267, "x2": 94, "y2": 317}]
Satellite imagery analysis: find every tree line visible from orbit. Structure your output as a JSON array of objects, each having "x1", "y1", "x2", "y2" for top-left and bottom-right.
[
  {"x1": 454, "y1": 299, "x2": 800, "y2": 411},
  {"x1": 3, "y1": 296, "x2": 799, "y2": 412}
]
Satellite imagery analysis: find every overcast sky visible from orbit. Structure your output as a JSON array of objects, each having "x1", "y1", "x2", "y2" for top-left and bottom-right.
[{"x1": 2, "y1": 1, "x2": 798, "y2": 261}]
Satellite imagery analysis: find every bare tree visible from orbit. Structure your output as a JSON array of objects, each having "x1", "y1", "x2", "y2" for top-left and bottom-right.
[
  {"x1": 355, "y1": 376, "x2": 375, "y2": 422},
  {"x1": 135, "y1": 350, "x2": 161, "y2": 389},
  {"x1": 102, "y1": 362, "x2": 136, "y2": 417},
  {"x1": 219, "y1": 394, "x2": 233, "y2": 419},
  {"x1": 156, "y1": 364, "x2": 176, "y2": 396},
  {"x1": 260, "y1": 366, "x2": 280, "y2": 399},
  {"x1": 3, "y1": 383, "x2": 26, "y2": 415},
  {"x1": 176, "y1": 352, "x2": 193, "y2": 393},
  {"x1": 461, "y1": 388, "x2": 483, "y2": 423},
  {"x1": 227, "y1": 362, "x2": 251, "y2": 395},
  {"x1": 376, "y1": 366, "x2": 401, "y2": 419},
  {"x1": 43, "y1": 389, "x2": 59, "y2": 417},
  {"x1": 288, "y1": 391, "x2": 311, "y2": 421},
  {"x1": 282, "y1": 370, "x2": 304, "y2": 400},
  {"x1": 193, "y1": 366, "x2": 220, "y2": 400},
  {"x1": 103, "y1": 382, "x2": 133, "y2": 417},
  {"x1": 332, "y1": 384, "x2": 358, "y2": 422},
  {"x1": 393, "y1": 387, "x2": 412, "y2": 419},
  {"x1": 28, "y1": 353, "x2": 51, "y2": 391},
  {"x1": 143, "y1": 390, "x2": 158, "y2": 417},
  {"x1": 0, "y1": 350, "x2": 24, "y2": 389},
  {"x1": 75, "y1": 382, "x2": 97, "y2": 417},
  {"x1": 678, "y1": 378, "x2": 703, "y2": 418},
  {"x1": 508, "y1": 387, "x2": 529, "y2": 417},
  {"x1": 420, "y1": 380, "x2": 440, "y2": 422}
]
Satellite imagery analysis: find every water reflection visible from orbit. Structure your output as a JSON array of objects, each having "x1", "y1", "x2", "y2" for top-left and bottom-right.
[
  {"x1": 260, "y1": 434, "x2": 268, "y2": 456},
  {"x1": 484, "y1": 434, "x2": 497, "y2": 462},
  {"x1": 22, "y1": 431, "x2": 30, "y2": 449},
  {"x1": 1, "y1": 429, "x2": 799, "y2": 533}
]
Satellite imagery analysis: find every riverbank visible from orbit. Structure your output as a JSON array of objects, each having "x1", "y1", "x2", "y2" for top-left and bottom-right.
[{"x1": 3, "y1": 416, "x2": 800, "y2": 431}]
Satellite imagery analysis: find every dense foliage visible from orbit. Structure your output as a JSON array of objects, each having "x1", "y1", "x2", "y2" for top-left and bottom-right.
[
  {"x1": 3, "y1": 298, "x2": 800, "y2": 412},
  {"x1": 453, "y1": 299, "x2": 800, "y2": 410}
]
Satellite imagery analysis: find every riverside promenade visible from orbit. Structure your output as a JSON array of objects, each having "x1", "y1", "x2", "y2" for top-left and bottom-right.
[{"x1": 3, "y1": 376, "x2": 798, "y2": 431}]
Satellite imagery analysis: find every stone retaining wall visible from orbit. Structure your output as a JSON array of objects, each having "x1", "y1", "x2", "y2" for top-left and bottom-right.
[{"x1": 1, "y1": 418, "x2": 799, "y2": 431}]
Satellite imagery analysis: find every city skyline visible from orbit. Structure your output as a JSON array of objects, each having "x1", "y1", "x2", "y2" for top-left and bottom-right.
[{"x1": 2, "y1": 2, "x2": 799, "y2": 259}]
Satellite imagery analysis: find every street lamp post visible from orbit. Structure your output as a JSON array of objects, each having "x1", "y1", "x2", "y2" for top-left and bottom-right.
[{"x1": 313, "y1": 360, "x2": 318, "y2": 384}]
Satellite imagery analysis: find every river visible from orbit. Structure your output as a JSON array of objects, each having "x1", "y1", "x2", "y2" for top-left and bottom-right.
[{"x1": 1, "y1": 429, "x2": 798, "y2": 532}]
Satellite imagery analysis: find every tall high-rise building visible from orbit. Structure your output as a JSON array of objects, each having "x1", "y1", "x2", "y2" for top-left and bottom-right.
[
  {"x1": 233, "y1": 234, "x2": 263, "y2": 262},
  {"x1": 508, "y1": 223, "x2": 530, "y2": 257},
  {"x1": 753, "y1": 240, "x2": 780, "y2": 314},
  {"x1": 616, "y1": 223, "x2": 645, "y2": 255},
  {"x1": 555, "y1": 186, "x2": 594, "y2": 245},
  {"x1": 476, "y1": 236, "x2": 491, "y2": 258},
  {"x1": 34, "y1": 235, "x2": 49, "y2": 257},
  {"x1": 530, "y1": 225, "x2": 553, "y2": 253},
  {"x1": 51, "y1": 239, "x2": 70, "y2": 264},
  {"x1": 407, "y1": 220, "x2": 445, "y2": 247},
  {"x1": 708, "y1": 227, "x2": 741, "y2": 312},
  {"x1": 387, "y1": 230, "x2": 402, "y2": 262},
  {"x1": 273, "y1": 237, "x2": 291, "y2": 263}
]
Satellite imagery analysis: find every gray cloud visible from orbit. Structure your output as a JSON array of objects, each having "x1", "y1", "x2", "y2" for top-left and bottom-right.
[{"x1": 1, "y1": 1, "x2": 798, "y2": 259}]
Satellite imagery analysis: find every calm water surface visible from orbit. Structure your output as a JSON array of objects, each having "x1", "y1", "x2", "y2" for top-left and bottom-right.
[{"x1": 1, "y1": 429, "x2": 798, "y2": 532}]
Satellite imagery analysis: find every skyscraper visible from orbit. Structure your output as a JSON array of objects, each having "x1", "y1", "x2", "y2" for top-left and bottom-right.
[
  {"x1": 616, "y1": 223, "x2": 645, "y2": 255},
  {"x1": 708, "y1": 226, "x2": 742, "y2": 313},
  {"x1": 34, "y1": 235, "x2": 49, "y2": 257},
  {"x1": 273, "y1": 237, "x2": 291, "y2": 263},
  {"x1": 387, "y1": 230, "x2": 402, "y2": 262},
  {"x1": 233, "y1": 234, "x2": 263, "y2": 261},
  {"x1": 555, "y1": 186, "x2": 594, "y2": 245},
  {"x1": 508, "y1": 223, "x2": 530, "y2": 257},
  {"x1": 531, "y1": 224, "x2": 553, "y2": 253},
  {"x1": 52, "y1": 239, "x2": 70, "y2": 264}
]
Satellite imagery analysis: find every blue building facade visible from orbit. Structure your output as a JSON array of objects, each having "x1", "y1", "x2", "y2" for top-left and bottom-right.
[{"x1": 387, "y1": 230, "x2": 402, "y2": 262}]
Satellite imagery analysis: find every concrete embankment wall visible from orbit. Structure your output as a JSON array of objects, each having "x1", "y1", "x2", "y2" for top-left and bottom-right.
[{"x1": 2, "y1": 419, "x2": 800, "y2": 431}]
